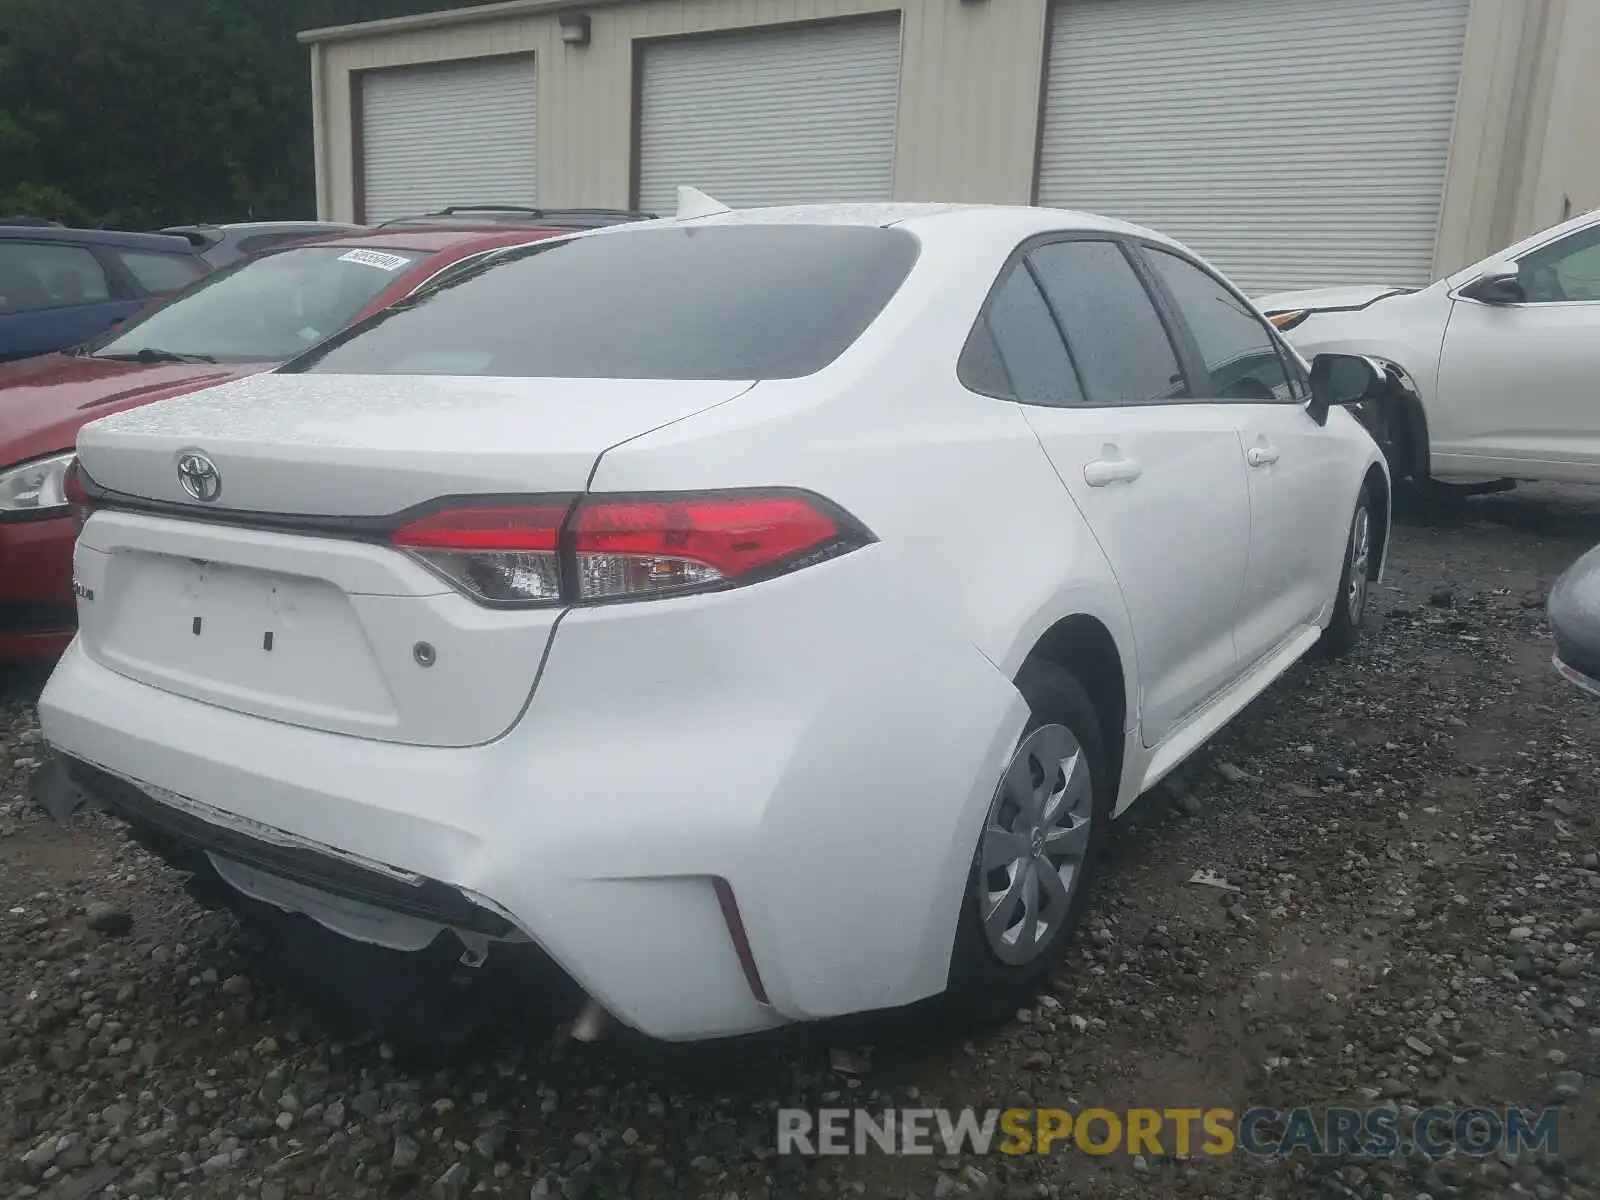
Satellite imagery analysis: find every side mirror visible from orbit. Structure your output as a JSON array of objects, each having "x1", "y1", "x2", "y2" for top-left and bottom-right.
[
  {"x1": 1459, "y1": 260, "x2": 1525, "y2": 305},
  {"x1": 1307, "y1": 353, "x2": 1385, "y2": 426}
]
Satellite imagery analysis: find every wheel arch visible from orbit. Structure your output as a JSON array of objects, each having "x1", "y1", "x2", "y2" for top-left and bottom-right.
[
  {"x1": 1363, "y1": 458, "x2": 1392, "y2": 584},
  {"x1": 1016, "y1": 613, "x2": 1128, "y2": 804},
  {"x1": 1356, "y1": 357, "x2": 1432, "y2": 483}
]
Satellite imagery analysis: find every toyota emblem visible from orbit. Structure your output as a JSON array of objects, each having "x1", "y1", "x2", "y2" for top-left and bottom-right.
[{"x1": 176, "y1": 451, "x2": 221, "y2": 503}]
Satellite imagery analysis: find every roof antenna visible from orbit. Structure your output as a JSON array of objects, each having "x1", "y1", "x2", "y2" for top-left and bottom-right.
[{"x1": 676, "y1": 186, "x2": 730, "y2": 220}]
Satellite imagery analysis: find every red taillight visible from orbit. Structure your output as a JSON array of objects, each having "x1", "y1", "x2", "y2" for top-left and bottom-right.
[
  {"x1": 389, "y1": 490, "x2": 871, "y2": 608},
  {"x1": 570, "y1": 495, "x2": 846, "y2": 601},
  {"x1": 392, "y1": 502, "x2": 570, "y2": 605},
  {"x1": 392, "y1": 504, "x2": 567, "y2": 552}
]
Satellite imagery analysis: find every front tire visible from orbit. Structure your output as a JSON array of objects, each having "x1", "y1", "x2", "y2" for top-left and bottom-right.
[
  {"x1": 947, "y1": 662, "x2": 1113, "y2": 1009},
  {"x1": 1319, "y1": 487, "x2": 1373, "y2": 658}
]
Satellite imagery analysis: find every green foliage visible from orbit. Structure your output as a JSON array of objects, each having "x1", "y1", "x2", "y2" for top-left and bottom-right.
[{"x1": 0, "y1": 0, "x2": 497, "y2": 229}]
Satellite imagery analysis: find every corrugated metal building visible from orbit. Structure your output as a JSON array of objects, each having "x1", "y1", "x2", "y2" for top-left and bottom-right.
[{"x1": 301, "y1": 0, "x2": 1600, "y2": 293}]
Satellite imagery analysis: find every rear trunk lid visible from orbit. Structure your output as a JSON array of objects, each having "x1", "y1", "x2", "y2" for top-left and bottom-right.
[
  {"x1": 75, "y1": 372, "x2": 752, "y2": 514},
  {"x1": 71, "y1": 372, "x2": 751, "y2": 746}
]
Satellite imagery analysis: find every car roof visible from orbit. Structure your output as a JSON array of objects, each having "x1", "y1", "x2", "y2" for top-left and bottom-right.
[
  {"x1": 591, "y1": 200, "x2": 1188, "y2": 251},
  {"x1": 0, "y1": 225, "x2": 201, "y2": 253}
]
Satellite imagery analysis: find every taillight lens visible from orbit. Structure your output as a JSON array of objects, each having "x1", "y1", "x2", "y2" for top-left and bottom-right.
[
  {"x1": 390, "y1": 490, "x2": 872, "y2": 608},
  {"x1": 571, "y1": 494, "x2": 851, "y2": 600},
  {"x1": 393, "y1": 502, "x2": 570, "y2": 605}
]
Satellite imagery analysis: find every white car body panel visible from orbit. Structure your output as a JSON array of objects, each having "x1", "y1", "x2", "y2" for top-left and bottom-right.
[
  {"x1": 1020, "y1": 402, "x2": 1249, "y2": 749},
  {"x1": 1434, "y1": 291, "x2": 1600, "y2": 480},
  {"x1": 82, "y1": 372, "x2": 754, "y2": 514},
  {"x1": 41, "y1": 202, "x2": 1387, "y2": 1040},
  {"x1": 1226, "y1": 402, "x2": 1360, "y2": 665},
  {"x1": 1262, "y1": 207, "x2": 1600, "y2": 484}
]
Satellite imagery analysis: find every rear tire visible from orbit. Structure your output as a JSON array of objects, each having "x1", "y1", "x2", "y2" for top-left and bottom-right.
[
  {"x1": 1319, "y1": 487, "x2": 1373, "y2": 658},
  {"x1": 947, "y1": 662, "x2": 1113, "y2": 1011}
]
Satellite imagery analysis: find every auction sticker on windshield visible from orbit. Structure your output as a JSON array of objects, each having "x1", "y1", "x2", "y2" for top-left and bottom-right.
[{"x1": 337, "y1": 249, "x2": 411, "y2": 271}]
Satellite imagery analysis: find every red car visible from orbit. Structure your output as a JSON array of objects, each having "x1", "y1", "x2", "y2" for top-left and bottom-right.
[{"x1": 0, "y1": 222, "x2": 591, "y2": 663}]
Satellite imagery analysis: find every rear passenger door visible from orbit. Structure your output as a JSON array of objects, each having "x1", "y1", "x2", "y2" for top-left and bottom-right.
[
  {"x1": 965, "y1": 235, "x2": 1251, "y2": 749},
  {"x1": 1134, "y1": 243, "x2": 1346, "y2": 668}
]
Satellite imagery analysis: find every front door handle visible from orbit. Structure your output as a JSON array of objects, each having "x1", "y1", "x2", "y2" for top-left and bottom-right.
[
  {"x1": 1083, "y1": 456, "x2": 1143, "y2": 487},
  {"x1": 1246, "y1": 445, "x2": 1280, "y2": 468}
]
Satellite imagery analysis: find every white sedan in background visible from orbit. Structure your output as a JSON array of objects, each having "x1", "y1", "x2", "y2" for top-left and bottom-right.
[
  {"x1": 40, "y1": 196, "x2": 1388, "y2": 1042},
  {"x1": 1258, "y1": 207, "x2": 1600, "y2": 492}
]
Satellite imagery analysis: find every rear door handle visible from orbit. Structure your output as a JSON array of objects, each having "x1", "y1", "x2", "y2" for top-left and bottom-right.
[
  {"x1": 1246, "y1": 446, "x2": 1280, "y2": 468},
  {"x1": 1083, "y1": 456, "x2": 1143, "y2": 487}
]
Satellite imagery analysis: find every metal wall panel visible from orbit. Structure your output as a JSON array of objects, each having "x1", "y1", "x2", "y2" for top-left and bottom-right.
[
  {"x1": 360, "y1": 56, "x2": 538, "y2": 221},
  {"x1": 636, "y1": 19, "x2": 901, "y2": 213},
  {"x1": 308, "y1": 0, "x2": 1050, "y2": 220},
  {"x1": 1037, "y1": 0, "x2": 1471, "y2": 293}
]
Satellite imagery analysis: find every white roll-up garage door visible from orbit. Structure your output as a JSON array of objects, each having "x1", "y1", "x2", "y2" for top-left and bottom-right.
[
  {"x1": 1037, "y1": 0, "x2": 1469, "y2": 294},
  {"x1": 360, "y1": 57, "x2": 538, "y2": 222},
  {"x1": 637, "y1": 19, "x2": 901, "y2": 215}
]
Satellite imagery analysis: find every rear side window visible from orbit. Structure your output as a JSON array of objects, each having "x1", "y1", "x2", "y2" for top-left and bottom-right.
[
  {"x1": 0, "y1": 243, "x2": 113, "y2": 313},
  {"x1": 1143, "y1": 247, "x2": 1296, "y2": 402},
  {"x1": 1026, "y1": 240, "x2": 1188, "y2": 405},
  {"x1": 291, "y1": 225, "x2": 921, "y2": 380},
  {"x1": 959, "y1": 266, "x2": 1082, "y2": 405},
  {"x1": 114, "y1": 249, "x2": 207, "y2": 295}
]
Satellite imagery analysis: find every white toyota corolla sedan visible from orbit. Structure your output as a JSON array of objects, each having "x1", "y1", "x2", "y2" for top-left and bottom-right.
[
  {"x1": 39, "y1": 199, "x2": 1389, "y2": 1042},
  {"x1": 1257, "y1": 206, "x2": 1600, "y2": 492}
]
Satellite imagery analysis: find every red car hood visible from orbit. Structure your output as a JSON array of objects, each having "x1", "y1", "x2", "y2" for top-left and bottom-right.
[{"x1": 0, "y1": 353, "x2": 274, "y2": 468}]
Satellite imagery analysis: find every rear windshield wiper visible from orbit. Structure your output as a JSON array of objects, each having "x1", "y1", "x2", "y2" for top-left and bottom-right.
[{"x1": 94, "y1": 347, "x2": 218, "y2": 364}]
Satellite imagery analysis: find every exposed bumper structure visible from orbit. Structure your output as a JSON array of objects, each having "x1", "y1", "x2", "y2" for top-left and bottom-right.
[{"x1": 40, "y1": 548, "x2": 1026, "y2": 1041}]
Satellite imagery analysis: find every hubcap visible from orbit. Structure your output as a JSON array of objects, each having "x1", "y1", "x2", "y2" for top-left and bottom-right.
[
  {"x1": 975, "y1": 723, "x2": 1095, "y2": 966},
  {"x1": 1347, "y1": 505, "x2": 1371, "y2": 622}
]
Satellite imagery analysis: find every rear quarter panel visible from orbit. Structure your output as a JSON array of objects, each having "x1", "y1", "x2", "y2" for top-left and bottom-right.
[
  {"x1": 584, "y1": 228, "x2": 1137, "y2": 696},
  {"x1": 581, "y1": 227, "x2": 1143, "y2": 1015}
]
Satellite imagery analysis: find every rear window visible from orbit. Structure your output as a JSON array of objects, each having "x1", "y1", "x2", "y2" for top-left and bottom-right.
[{"x1": 289, "y1": 224, "x2": 921, "y2": 380}]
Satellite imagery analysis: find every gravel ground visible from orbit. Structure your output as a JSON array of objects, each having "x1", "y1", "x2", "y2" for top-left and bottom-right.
[{"x1": 5, "y1": 484, "x2": 1600, "y2": 1200}]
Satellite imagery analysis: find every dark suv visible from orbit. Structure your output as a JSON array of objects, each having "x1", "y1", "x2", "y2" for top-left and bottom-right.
[{"x1": 0, "y1": 225, "x2": 210, "y2": 362}]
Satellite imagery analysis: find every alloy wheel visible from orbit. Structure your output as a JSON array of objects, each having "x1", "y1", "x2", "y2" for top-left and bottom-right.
[{"x1": 1347, "y1": 505, "x2": 1371, "y2": 623}]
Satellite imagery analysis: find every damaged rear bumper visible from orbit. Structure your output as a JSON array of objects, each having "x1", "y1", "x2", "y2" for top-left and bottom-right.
[
  {"x1": 66, "y1": 757, "x2": 513, "y2": 937},
  {"x1": 39, "y1": 544, "x2": 1025, "y2": 1041},
  {"x1": 62, "y1": 755, "x2": 587, "y2": 1040}
]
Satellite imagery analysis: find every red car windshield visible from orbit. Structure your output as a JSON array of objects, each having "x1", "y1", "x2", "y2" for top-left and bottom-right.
[{"x1": 87, "y1": 246, "x2": 426, "y2": 364}]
